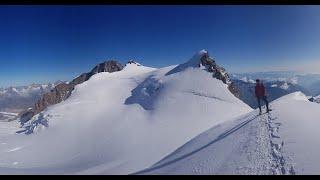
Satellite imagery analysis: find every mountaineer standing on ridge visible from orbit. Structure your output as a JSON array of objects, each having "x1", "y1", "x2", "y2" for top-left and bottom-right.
[{"x1": 255, "y1": 79, "x2": 271, "y2": 115}]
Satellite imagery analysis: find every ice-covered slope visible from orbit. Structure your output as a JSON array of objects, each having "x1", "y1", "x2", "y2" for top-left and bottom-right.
[
  {"x1": 138, "y1": 92, "x2": 320, "y2": 175},
  {"x1": 0, "y1": 53, "x2": 251, "y2": 175}
]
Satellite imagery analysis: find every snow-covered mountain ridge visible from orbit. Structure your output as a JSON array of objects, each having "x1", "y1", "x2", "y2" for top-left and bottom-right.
[
  {"x1": 0, "y1": 50, "x2": 319, "y2": 175},
  {"x1": 0, "y1": 50, "x2": 251, "y2": 174}
]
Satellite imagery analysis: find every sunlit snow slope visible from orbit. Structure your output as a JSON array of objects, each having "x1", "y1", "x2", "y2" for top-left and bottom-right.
[
  {"x1": 0, "y1": 53, "x2": 251, "y2": 175},
  {"x1": 138, "y1": 92, "x2": 320, "y2": 175}
]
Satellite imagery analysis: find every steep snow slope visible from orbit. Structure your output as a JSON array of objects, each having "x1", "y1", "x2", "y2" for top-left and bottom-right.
[
  {"x1": 138, "y1": 92, "x2": 320, "y2": 175},
  {"x1": 0, "y1": 55, "x2": 251, "y2": 174}
]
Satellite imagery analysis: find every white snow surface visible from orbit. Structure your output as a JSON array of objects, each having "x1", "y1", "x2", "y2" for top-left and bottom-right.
[
  {"x1": 0, "y1": 112, "x2": 18, "y2": 116},
  {"x1": 269, "y1": 92, "x2": 320, "y2": 174},
  {"x1": 138, "y1": 92, "x2": 320, "y2": 175},
  {"x1": 280, "y1": 82, "x2": 289, "y2": 90},
  {"x1": 165, "y1": 49, "x2": 208, "y2": 76},
  {"x1": 0, "y1": 112, "x2": 18, "y2": 122},
  {"x1": 1, "y1": 51, "x2": 320, "y2": 175},
  {"x1": 0, "y1": 56, "x2": 251, "y2": 174}
]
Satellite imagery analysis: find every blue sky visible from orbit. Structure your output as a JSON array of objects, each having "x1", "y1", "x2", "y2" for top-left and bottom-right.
[{"x1": 1, "y1": 5, "x2": 320, "y2": 88}]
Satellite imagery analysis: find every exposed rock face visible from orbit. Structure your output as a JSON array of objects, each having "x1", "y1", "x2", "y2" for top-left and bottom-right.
[
  {"x1": 20, "y1": 60, "x2": 124, "y2": 124},
  {"x1": 309, "y1": 96, "x2": 320, "y2": 103},
  {"x1": 33, "y1": 83, "x2": 73, "y2": 116},
  {"x1": 90, "y1": 61, "x2": 124, "y2": 75},
  {"x1": 127, "y1": 60, "x2": 141, "y2": 66},
  {"x1": 19, "y1": 109, "x2": 35, "y2": 125},
  {"x1": 198, "y1": 51, "x2": 240, "y2": 98},
  {"x1": 199, "y1": 52, "x2": 230, "y2": 84}
]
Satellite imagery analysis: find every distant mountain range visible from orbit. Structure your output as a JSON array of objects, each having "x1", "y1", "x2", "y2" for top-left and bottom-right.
[
  {"x1": 232, "y1": 71, "x2": 320, "y2": 96},
  {"x1": 0, "y1": 81, "x2": 64, "y2": 114},
  {"x1": 231, "y1": 78, "x2": 310, "y2": 109}
]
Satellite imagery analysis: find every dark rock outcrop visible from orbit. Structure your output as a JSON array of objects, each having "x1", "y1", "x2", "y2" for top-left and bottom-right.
[
  {"x1": 309, "y1": 97, "x2": 315, "y2": 102},
  {"x1": 198, "y1": 51, "x2": 240, "y2": 98},
  {"x1": 20, "y1": 60, "x2": 124, "y2": 124},
  {"x1": 33, "y1": 83, "x2": 73, "y2": 116},
  {"x1": 90, "y1": 61, "x2": 123, "y2": 75},
  {"x1": 309, "y1": 96, "x2": 320, "y2": 103},
  {"x1": 127, "y1": 60, "x2": 141, "y2": 66},
  {"x1": 199, "y1": 52, "x2": 230, "y2": 84},
  {"x1": 19, "y1": 109, "x2": 35, "y2": 125}
]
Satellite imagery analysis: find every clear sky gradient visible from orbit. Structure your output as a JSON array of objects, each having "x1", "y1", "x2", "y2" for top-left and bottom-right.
[{"x1": 1, "y1": 5, "x2": 320, "y2": 88}]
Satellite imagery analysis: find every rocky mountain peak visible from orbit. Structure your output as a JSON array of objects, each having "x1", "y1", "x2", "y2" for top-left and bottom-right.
[
  {"x1": 198, "y1": 51, "x2": 231, "y2": 85},
  {"x1": 198, "y1": 51, "x2": 240, "y2": 98},
  {"x1": 90, "y1": 60, "x2": 123, "y2": 74},
  {"x1": 127, "y1": 60, "x2": 142, "y2": 66},
  {"x1": 166, "y1": 50, "x2": 239, "y2": 98},
  {"x1": 19, "y1": 60, "x2": 124, "y2": 125}
]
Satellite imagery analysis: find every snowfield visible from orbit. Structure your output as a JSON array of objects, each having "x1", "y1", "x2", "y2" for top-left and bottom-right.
[
  {"x1": 270, "y1": 92, "x2": 320, "y2": 174},
  {"x1": 0, "y1": 53, "x2": 251, "y2": 175},
  {"x1": 0, "y1": 51, "x2": 319, "y2": 175},
  {"x1": 0, "y1": 112, "x2": 18, "y2": 122},
  {"x1": 138, "y1": 92, "x2": 320, "y2": 175}
]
